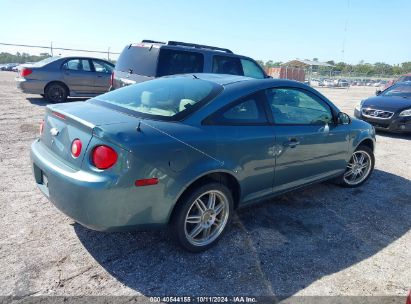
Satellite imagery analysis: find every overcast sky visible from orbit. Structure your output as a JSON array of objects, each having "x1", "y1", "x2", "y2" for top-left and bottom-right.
[{"x1": 1, "y1": 0, "x2": 410, "y2": 64}]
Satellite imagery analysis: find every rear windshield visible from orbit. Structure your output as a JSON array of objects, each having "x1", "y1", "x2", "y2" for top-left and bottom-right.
[
  {"x1": 398, "y1": 76, "x2": 411, "y2": 82},
  {"x1": 32, "y1": 56, "x2": 61, "y2": 67},
  {"x1": 92, "y1": 77, "x2": 222, "y2": 120},
  {"x1": 115, "y1": 45, "x2": 159, "y2": 76}
]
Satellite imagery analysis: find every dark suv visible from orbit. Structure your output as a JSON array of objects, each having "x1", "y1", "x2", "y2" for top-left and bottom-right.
[{"x1": 110, "y1": 40, "x2": 268, "y2": 89}]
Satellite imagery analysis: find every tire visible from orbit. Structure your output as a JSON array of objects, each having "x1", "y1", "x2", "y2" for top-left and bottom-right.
[
  {"x1": 170, "y1": 182, "x2": 233, "y2": 252},
  {"x1": 45, "y1": 83, "x2": 68, "y2": 103},
  {"x1": 336, "y1": 145, "x2": 375, "y2": 188}
]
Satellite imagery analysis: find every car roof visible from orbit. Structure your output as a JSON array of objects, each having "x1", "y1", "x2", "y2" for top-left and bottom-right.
[
  {"x1": 57, "y1": 56, "x2": 112, "y2": 62},
  {"x1": 178, "y1": 73, "x2": 310, "y2": 90},
  {"x1": 186, "y1": 73, "x2": 253, "y2": 85}
]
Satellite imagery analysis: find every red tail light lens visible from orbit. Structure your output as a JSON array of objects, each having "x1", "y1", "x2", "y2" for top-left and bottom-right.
[
  {"x1": 39, "y1": 120, "x2": 44, "y2": 136},
  {"x1": 110, "y1": 72, "x2": 114, "y2": 87},
  {"x1": 71, "y1": 139, "x2": 82, "y2": 158},
  {"x1": 21, "y1": 68, "x2": 32, "y2": 77},
  {"x1": 91, "y1": 145, "x2": 118, "y2": 169}
]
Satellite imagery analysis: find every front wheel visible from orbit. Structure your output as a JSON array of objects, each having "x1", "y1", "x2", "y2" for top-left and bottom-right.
[
  {"x1": 339, "y1": 145, "x2": 375, "y2": 187},
  {"x1": 171, "y1": 183, "x2": 233, "y2": 252}
]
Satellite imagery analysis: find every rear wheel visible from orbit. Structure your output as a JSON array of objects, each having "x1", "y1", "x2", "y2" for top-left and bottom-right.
[
  {"x1": 45, "y1": 83, "x2": 68, "y2": 103},
  {"x1": 171, "y1": 183, "x2": 233, "y2": 252},
  {"x1": 338, "y1": 145, "x2": 374, "y2": 187}
]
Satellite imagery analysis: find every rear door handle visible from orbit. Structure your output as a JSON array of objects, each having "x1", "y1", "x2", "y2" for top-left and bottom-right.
[{"x1": 284, "y1": 139, "x2": 300, "y2": 148}]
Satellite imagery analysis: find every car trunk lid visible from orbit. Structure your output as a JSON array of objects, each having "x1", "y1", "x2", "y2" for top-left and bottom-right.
[{"x1": 40, "y1": 102, "x2": 134, "y2": 169}]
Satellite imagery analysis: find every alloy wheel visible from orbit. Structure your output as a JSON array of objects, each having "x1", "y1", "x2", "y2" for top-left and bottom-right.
[
  {"x1": 184, "y1": 190, "x2": 229, "y2": 247},
  {"x1": 343, "y1": 150, "x2": 372, "y2": 186}
]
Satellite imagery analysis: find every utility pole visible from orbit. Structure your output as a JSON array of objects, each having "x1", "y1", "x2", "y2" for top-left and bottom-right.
[
  {"x1": 107, "y1": 47, "x2": 110, "y2": 60},
  {"x1": 50, "y1": 41, "x2": 53, "y2": 56}
]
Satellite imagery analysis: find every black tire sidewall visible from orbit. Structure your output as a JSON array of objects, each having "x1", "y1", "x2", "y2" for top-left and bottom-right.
[
  {"x1": 171, "y1": 182, "x2": 234, "y2": 252},
  {"x1": 45, "y1": 83, "x2": 67, "y2": 103}
]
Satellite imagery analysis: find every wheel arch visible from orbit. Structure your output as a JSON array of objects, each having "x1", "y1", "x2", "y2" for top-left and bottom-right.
[
  {"x1": 44, "y1": 81, "x2": 70, "y2": 96},
  {"x1": 168, "y1": 171, "x2": 241, "y2": 224},
  {"x1": 356, "y1": 137, "x2": 374, "y2": 152}
]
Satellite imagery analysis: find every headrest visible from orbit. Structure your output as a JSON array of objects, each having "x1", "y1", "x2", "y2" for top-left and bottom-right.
[
  {"x1": 179, "y1": 99, "x2": 195, "y2": 112},
  {"x1": 141, "y1": 91, "x2": 153, "y2": 106}
]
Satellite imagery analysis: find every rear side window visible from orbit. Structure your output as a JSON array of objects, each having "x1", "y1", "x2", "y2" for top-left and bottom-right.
[
  {"x1": 115, "y1": 45, "x2": 160, "y2": 76},
  {"x1": 212, "y1": 56, "x2": 243, "y2": 76},
  {"x1": 63, "y1": 59, "x2": 91, "y2": 71},
  {"x1": 241, "y1": 59, "x2": 265, "y2": 79},
  {"x1": 206, "y1": 93, "x2": 268, "y2": 125},
  {"x1": 157, "y1": 49, "x2": 204, "y2": 77}
]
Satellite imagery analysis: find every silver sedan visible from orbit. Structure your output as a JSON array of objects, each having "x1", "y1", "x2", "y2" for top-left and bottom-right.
[{"x1": 16, "y1": 56, "x2": 114, "y2": 102}]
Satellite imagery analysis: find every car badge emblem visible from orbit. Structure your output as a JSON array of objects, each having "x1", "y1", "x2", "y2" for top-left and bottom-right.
[{"x1": 50, "y1": 128, "x2": 60, "y2": 136}]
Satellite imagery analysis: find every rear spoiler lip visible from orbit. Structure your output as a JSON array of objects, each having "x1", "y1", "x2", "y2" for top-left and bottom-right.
[{"x1": 46, "y1": 105, "x2": 95, "y2": 130}]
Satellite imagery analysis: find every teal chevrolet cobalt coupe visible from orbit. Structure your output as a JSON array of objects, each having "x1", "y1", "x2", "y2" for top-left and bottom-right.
[{"x1": 31, "y1": 74, "x2": 376, "y2": 252}]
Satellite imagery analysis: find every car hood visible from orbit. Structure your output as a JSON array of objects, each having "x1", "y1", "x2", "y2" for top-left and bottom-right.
[{"x1": 362, "y1": 96, "x2": 411, "y2": 111}]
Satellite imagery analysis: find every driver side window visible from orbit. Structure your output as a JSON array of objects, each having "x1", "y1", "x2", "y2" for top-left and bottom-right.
[{"x1": 265, "y1": 88, "x2": 333, "y2": 125}]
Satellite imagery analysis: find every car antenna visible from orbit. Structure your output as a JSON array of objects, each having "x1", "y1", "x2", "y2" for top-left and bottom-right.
[
  {"x1": 192, "y1": 74, "x2": 199, "y2": 79},
  {"x1": 136, "y1": 121, "x2": 142, "y2": 132}
]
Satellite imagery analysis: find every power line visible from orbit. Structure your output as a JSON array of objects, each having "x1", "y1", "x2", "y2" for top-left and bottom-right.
[{"x1": 0, "y1": 42, "x2": 120, "y2": 55}]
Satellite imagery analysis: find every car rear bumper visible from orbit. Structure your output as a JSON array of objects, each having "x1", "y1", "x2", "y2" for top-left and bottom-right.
[
  {"x1": 16, "y1": 77, "x2": 47, "y2": 94},
  {"x1": 354, "y1": 109, "x2": 411, "y2": 133},
  {"x1": 30, "y1": 139, "x2": 167, "y2": 231}
]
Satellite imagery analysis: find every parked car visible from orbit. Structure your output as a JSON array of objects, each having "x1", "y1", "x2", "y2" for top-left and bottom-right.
[
  {"x1": 16, "y1": 56, "x2": 114, "y2": 102},
  {"x1": 31, "y1": 74, "x2": 376, "y2": 252},
  {"x1": 3, "y1": 63, "x2": 19, "y2": 71},
  {"x1": 354, "y1": 81, "x2": 411, "y2": 133},
  {"x1": 309, "y1": 78, "x2": 321, "y2": 86},
  {"x1": 397, "y1": 74, "x2": 411, "y2": 82},
  {"x1": 322, "y1": 79, "x2": 334, "y2": 87},
  {"x1": 335, "y1": 79, "x2": 350, "y2": 87},
  {"x1": 111, "y1": 40, "x2": 268, "y2": 90}
]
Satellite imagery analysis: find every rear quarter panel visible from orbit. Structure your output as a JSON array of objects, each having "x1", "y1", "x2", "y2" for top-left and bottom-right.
[{"x1": 96, "y1": 119, "x2": 225, "y2": 222}]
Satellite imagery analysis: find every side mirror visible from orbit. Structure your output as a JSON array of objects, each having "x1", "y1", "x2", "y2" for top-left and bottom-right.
[
  {"x1": 376, "y1": 90, "x2": 382, "y2": 96},
  {"x1": 337, "y1": 112, "x2": 351, "y2": 125}
]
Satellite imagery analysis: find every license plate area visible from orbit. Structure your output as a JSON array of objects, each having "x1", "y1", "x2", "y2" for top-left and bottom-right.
[{"x1": 33, "y1": 163, "x2": 50, "y2": 197}]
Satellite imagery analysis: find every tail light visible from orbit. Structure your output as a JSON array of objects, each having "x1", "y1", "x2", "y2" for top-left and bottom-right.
[
  {"x1": 110, "y1": 72, "x2": 114, "y2": 87},
  {"x1": 71, "y1": 139, "x2": 82, "y2": 158},
  {"x1": 91, "y1": 145, "x2": 118, "y2": 169},
  {"x1": 39, "y1": 120, "x2": 44, "y2": 136},
  {"x1": 21, "y1": 68, "x2": 32, "y2": 77}
]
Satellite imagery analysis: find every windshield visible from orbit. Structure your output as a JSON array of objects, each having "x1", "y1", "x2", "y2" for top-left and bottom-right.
[
  {"x1": 382, "y1": 83, "x2": 411, "y2": 98},
  {"x1": 92, "y1": 77, "x2": 222, "y2": 120}
]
